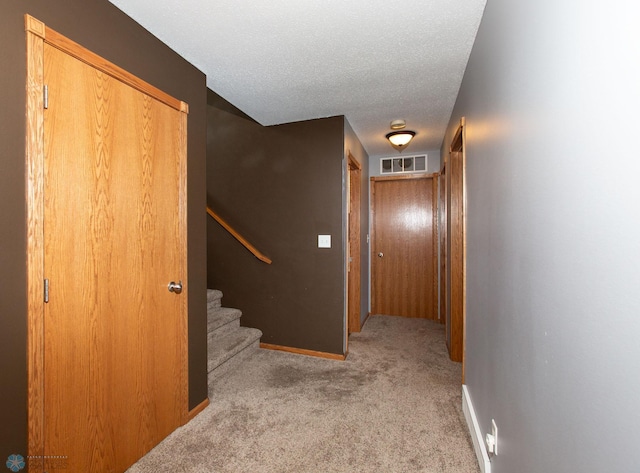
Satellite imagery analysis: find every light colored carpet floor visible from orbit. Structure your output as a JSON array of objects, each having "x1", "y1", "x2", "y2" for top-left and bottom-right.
[{"x1": 126, "y1": 315, "x2": 480, "y2": 473}]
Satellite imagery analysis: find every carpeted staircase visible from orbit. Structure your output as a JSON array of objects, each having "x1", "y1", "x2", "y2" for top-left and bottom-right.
[{"x1": 207, "y1": 289, "x2": 262, "y2": 384}]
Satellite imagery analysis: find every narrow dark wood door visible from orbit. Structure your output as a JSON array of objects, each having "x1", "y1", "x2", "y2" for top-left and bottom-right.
[
  {"x1": 371, "y1": 176, "x2": 437, "y2": 319},
  {"x1": 447, "y1": 134, "x2": 465, "y2": 363},
  {"x1": 439, "y1": 167, "x2": 447, "y2": 324},
  {"x1": 348, "y1": 155, "x2": 362, "y2": 333}
]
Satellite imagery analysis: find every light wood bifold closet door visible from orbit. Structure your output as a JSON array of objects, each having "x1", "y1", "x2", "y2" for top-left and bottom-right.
[{"x1": 27, "y1": 16, "x2": 188, "y2": 473}]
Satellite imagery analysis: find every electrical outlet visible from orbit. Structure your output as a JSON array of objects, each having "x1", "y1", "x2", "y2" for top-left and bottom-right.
[
  {"x1": 492, "y1": 419, "x2": 498, "y2": 456},
  {"x1": 485, "y1": 433, "x2": 495, "y2": 454},
  {"x1": 485, "y1": 419, "x2": 499, "y2": 456}
]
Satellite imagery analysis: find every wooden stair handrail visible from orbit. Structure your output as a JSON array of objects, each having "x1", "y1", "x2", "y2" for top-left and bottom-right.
[{"x1": 206, "y1": 207, "x2": 272, "y2": 264}]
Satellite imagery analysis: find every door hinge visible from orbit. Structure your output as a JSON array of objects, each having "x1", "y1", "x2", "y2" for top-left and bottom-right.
[
  {"x1": 43, "y1": 85, "x2": 49, "y2": 109},
  {"x1": 44, "y1": 278, "x2": 49, "y2": 303}
]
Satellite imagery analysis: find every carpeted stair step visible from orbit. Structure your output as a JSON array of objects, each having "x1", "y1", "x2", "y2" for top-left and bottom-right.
[
  {"x1": 206, "y1": 288, "x2": 263, "y2": 384},
  {"x1": 207, "y1": 326, "x2": 262, "y2": 381},
  {"x1": 207, "y1": 306, "x2": 242, "y2": 338},
  {"x1": 207, "y1": 289, "x2": 223, "y2": 311}
]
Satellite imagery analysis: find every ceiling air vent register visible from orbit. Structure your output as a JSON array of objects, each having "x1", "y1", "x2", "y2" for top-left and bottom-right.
[{"x1": 380, "y1": 155, "x2": 427, "y2": 174}]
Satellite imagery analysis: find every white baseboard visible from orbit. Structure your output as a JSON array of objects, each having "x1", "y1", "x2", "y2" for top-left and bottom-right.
[{"x1": 462, "y1": 384, "x2": 491, "y2": 473}]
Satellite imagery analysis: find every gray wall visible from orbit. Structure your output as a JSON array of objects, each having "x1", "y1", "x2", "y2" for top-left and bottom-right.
[
  {"x1": 1, "y1": 0, "x2": 208, "y2": 463},
  {"x1": 443, "y1": 0, "x2": 640, "y2": 471}
]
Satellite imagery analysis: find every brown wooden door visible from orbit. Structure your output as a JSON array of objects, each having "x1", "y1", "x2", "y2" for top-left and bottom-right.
[
  {"x1": 348, "y1": 154, "x2": 362, "y2": 333},
  {"x1": 446, "y1": 121, "x2": 465, "y2": 364},
  {"x1": 40, "y1": 38, "x2": 187, "y2": 473},
  {"x1": 371, "y1": 176, "x2": 437, "y2": 319},
  {"x1": 438, "y1": 167, "x2": 447, "y2": 324}
]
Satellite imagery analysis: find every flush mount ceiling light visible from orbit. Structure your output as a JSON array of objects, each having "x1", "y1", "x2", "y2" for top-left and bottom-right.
[
  {"x1": 386, "y1": 130, "x2": 416, "y2": 152},
  {"x1": 390, "y1": 119, "x2": 406, "y2": 130}
]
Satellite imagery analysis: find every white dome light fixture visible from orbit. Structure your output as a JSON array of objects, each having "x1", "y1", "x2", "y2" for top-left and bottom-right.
[
  {"x1": 386, "y1": 119, "x2": 415, "y2": 151},
  {"x1": 386, "y1": 129, "x2": 416, "y2": 152}
]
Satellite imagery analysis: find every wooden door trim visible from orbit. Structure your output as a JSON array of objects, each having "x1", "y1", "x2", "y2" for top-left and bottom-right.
[
  {"x1": 25, "y1": 15, "x2": 189, "y2": 470},
  {"x1": 451, "y1": 119, "x2": 464, "y2": 153},
  {"x1": 461, "y1": 117, "x2": 468, "y2": 383},
  {"x1": 347, "y1": 150, "x2": 362, "y2": 170},
  {"x1": 25, "y1": 15, "x2": 46, "y2": 470},
  {"x1": 438, "y1": 164, "x2": 447, "y2": 324},
  {"x1": 25, "y1": 15, "x2": 187, "y2": 113},
  {"x1": 371, "y1": 172, "x2": 439, "y2": 183},
  {"x1": 347, "y1": 152, "x2": 362, "y2": 333},
  {"x1": 448, "y1": 117, "x2": 467, "y2": 381}
]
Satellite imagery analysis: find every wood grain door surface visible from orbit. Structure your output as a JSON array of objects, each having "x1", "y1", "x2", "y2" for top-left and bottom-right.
[
  {"x1": 371, "y1": 176, "x2": 437, "y2": 319},
  {"x1": 447, "y1": 144, "x2": 465, "y2": 362},
  {"x1": 42, "y1": 41, "x2": 187, "y2": 472},
  {"x1": 348, "y1": 157, "x2": 362, "y2": 333},
  {"x1": 439, "y1": 168, "x2": 447, "y2": 324}
]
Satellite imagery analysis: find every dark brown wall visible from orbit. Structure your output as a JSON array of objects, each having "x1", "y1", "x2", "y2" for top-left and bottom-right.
[
  {"x1": 207, "y1": 91, "x2": 346, "y2": 354},
  {"x1": 1, "y1": 0, "x2": 208, "y2": 462}
]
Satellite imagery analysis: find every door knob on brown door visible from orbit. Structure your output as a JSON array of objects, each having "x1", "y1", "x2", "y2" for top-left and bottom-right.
[
  {"x1": 168, "y1": 281, "x2": 183, "y2": 294},
  {"x1": 378, "y1": 252, "x2": 384, "y2": 258}
]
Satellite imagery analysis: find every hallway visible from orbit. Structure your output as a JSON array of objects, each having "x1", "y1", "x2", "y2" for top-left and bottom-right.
[{"x1": 127, "y1": 315, "x2": 479, "y2": 472}]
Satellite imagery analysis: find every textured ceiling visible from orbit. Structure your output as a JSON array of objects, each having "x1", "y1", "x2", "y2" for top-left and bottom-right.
[{"x1": 108, "y1": 0, "x2": 486, "y2": 158}]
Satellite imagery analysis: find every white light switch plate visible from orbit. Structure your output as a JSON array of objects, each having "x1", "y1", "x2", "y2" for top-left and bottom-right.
[{"x1": 318, "y1": 234, "x2": 331, "y2": 248}]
